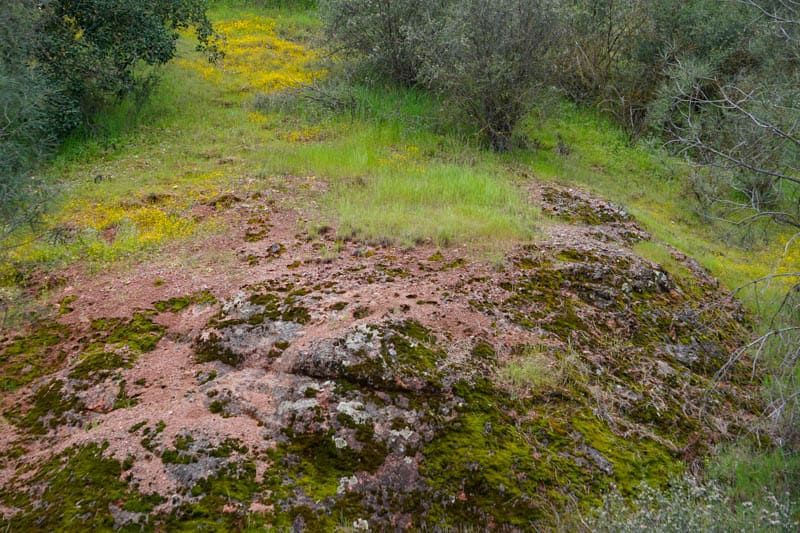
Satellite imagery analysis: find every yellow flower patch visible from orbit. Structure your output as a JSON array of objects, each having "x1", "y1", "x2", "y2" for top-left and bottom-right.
[{"x1": 178, "y1": 15, "x2": 324, "y2": 94}]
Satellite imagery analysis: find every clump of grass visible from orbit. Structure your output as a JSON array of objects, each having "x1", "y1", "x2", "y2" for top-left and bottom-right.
[{"x1": 496, "y1": 345, "x2": 559, "y2": 395}]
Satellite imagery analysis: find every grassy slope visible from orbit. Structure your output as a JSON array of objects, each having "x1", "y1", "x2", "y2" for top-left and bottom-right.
[{"x1": 7, "y1": 5, "x2": 794, "y2": 296}]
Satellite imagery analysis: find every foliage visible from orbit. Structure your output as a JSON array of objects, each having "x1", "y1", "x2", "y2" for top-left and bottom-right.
[
  {"x1": 0, "y1": 0, "x2": 218, "y2": 243},
  {"x1": 555, "y1": 0, "x2": 755, "y2": 136},
  {"x1": 647, "y1": 1, "x2": 800, "y2": 452},
  {"x1": 34, "y1": 0, "x2": 219, "y2": 121},
  {"x1": 0, "y1": 1, "x2": 64, "y2": 243},
  {"x1": 417, "y1": 0, "x2": 559, "y2": 151},
  {"x1": 319, "y1": 0, "x2": 439, "y2": 85},
  {"x1": 586, "y1": 476, "x2": 799, "y2": 532}
]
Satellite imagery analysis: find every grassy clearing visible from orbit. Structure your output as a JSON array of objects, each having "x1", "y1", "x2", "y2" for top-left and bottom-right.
[
  {"x1": 333, "y1": 163, "x2": 534, "y2": 248},
  {"x1": 2, "y1": 8, "x2": 321, "y2": 277},
  {"x1": 5, "y1": 1, "x2": 794, "y2": 294},
  {"x1": 1, "y1": 5, "x2": 537, "y2": 280}
]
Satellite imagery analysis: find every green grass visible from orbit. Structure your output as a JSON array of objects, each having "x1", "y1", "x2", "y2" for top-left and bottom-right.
[
  {"x1": 332, "y1": 163, "x2": 534, "y2": 247},
  {"x1": 7, "y1": 4, "x2": 791, "y2": 291},
  {"x1": 496, "y1": 349, "x2": 558, "y2": 395},
  {"x1": 0, "y1": 1, "x2": 792, "y2": 323},
  {"x1": 709, "y1": 444, "x2": 800, "y2": 504},
  {"x1": 514, "y1": 103, "x2": 800, "y2": 299}
]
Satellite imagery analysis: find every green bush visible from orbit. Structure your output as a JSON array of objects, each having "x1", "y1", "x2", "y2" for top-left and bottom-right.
[
  {"x1": 418, "y1": 0, "x2": 559, "y2": 151},
  {"x1": 320, "y1": 0, "x2": 444, "y2": 86},
  {"x1": 0, "y1": 1, "x2": 66, "y2": 241},
  {"x1": 34, "y1": 0, "x2": 219, "y2": 122},
  {"x1": 555, "y1": 0, "x2": 754, "y2": 136}
]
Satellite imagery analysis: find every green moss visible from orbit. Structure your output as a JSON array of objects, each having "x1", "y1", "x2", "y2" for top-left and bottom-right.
[
  {"x1": 0, "y1": 322, "x2": 69, "y2": 392},
  {"x1": 352, "y1": 305, "x2": 370, "y2": 319},
  {"x1": 161, "y1": 448, "x2": 197, "y2": 465},
  {"x1": 196, "y1": 369, "x2": 217, "y2": 384},
  {"x1": 161, "y1": 436, "x2": 198, "y2": 465},
  {"x1": 58, "y1": 295, "x2": 77, "y2": 315},
  {"x1": 342, "y1": 321, "x2": 445, "y2": 392},
  {"x1": 195, "y1": 332, "x2": 241, "y2": 366},
  {"x1": 377, "y1": 264, "x2": 410, "y2": 278},
  {"x1": 113, "y1": 380, "x2": 139, "y2": 410},
  {"x1": 556, "y1": 249, "x2": 600, "y2": 263},
  {"x1": 419, "y1": 378, "x2": 682, "y2": 529},
  {"x1": 209, "y1": 399, "x2": 230, "y2": 415},
  {"x1": 441, "y1": 258, "x2": 467, "y2": 271},
  {"x1": 154, "y1": 290, "x2": 216, "y2": 313},
  {"x1": 571, "y1": 413, "x2": 681, "y2": 495},
  {"x1": 129, "y1": 420, "x2": 147, "y2": 434},
  {"x1": 471, "y1": 340, "x2": 497, "y2": 361},
  {"x1": 282, "y1": 303, "x2": 311, "y2": 324},
  {"x1": 209, "y1": 438, "x2": 248, "y2": 458},
  {"x1": 140, "y1": 420, "x2": 166, "y2": 452},
  {"x1": 69, "y1": 344, "x2": 127, "y2": 381},
  {"x1": 245, "y1": 291, "x2": 311, "y2": 325},
  {"x1": 105, "y1": 313, "x2": 165, "y2": 353},
  {"x1": 392, "y1": 320, "x2": 434, "y2": 344},
  {"x1": 6, "y1": 380, "x2": 83, "y2": 434},
  {"x1": 167, "y1": 461, "x2": 261, "y2": 530},
  {"x1": 244, "y1": 228, "x2": 269, "y2": 242},
  {"x1": 0, "y1": 443, "x2": 162, "y2": 531},
  {"x1": 280, "y1": 425, "x2": 388, "y2": 500},
  {"x1": 422, "y1": 379, "x2": 556, "y2": 527}
]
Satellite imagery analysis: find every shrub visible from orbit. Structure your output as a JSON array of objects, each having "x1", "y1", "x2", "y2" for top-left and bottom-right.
[
  {"x1": 0, "y1": 1, "x2": 65, "y2": 242},
  {"x1": 554, "y1": 0, "x2": 755, "y2": 136},
  {"x1": 320, "y1": 0, "x2": 440, "y2": 86},
  {"x1": 417, "y1": 0, "x2": 559, "y2": 151},
  {"x1": 33, "y1": 0, "x2": 219, "y2": 121}
]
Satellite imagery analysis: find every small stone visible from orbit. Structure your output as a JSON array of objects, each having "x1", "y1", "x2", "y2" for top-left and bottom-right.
[{"x1": 337, "y1": 474, "x2": 359, "y2": 494}]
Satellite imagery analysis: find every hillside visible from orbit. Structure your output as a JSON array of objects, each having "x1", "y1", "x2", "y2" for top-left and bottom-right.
[{"x1": 0, "y1": 5, "x2": 788, "y2": 531}]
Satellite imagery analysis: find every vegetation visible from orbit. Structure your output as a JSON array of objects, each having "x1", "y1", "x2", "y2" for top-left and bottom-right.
[
  {"x1": 0, "y1": 0, "x2": 798, "y2": 529},
  {"x1": 418, "y1": 0, "x2": 559, "y2": 151},
  {"x1": 0, "y1": 0, "x2": 217, "y2": 244}
]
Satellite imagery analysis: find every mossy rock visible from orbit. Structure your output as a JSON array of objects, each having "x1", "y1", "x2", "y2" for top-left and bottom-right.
[
  {"x1": 5, "y1": 380, "x2": 84, "y2": 435},
  {"x1": 0, "y1": 442, "x2": 163, "y2": 531},
  {"x1": 67, "y1": 314, "x2": 165, "y2": 382},
  {"x1": 0, "y1": 322, "x2": 69, "y2": 392},
  {"x1": 154, "y1": 290, "x2": 216, "y2": 313},
  {"x1": 194, "y1": 332, "x2": 242, "y2": 367}
]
